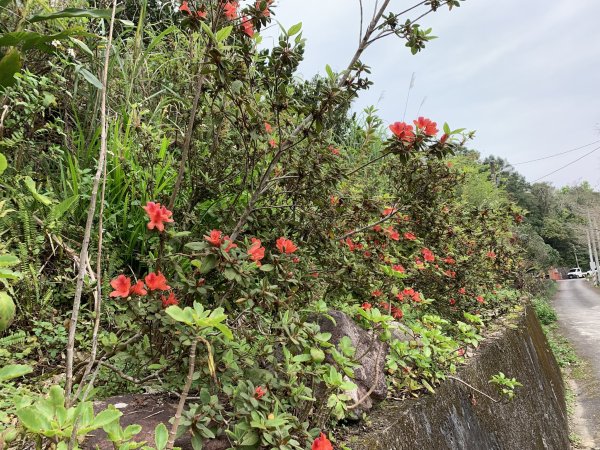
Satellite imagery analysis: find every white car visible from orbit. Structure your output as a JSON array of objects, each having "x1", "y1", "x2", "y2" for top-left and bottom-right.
[{"x1": 567, "y1": 268, "x2": 585, "y2": 279}]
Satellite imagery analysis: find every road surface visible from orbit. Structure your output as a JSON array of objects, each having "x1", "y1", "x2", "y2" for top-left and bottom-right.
[{"x1": 553, "y1": 279, "x2": 600, "y2": 448}]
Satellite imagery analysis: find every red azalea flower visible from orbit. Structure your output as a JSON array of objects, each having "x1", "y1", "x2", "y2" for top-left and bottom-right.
[
  {"x1": 389, "y1": 121, "x2": 415, "y2": 143},
  {"x1": 413, "y1": 117, "x2": 438, "y2": 136},
  {"x1": 440, "y1": 134, "x2": 449, "y2": 145},
  {"x1": 445, "y1": 270, "x2": 456, "y2": 278},
  {"x1": 255, "y1": 0, "x2": 270, "y2": 16},
  {"x1": 310, "y1": 272, "x2": 319, "y2": 278},
  {"x1": 392, "y1": 264, "x2": 405, "y2": 273},
  {"x1": 345, "y1": 237, "x2": 359, "y2": 252},
  {"x1": 379, "y1": 300, "x2": 390, "y2": 309},
  {"x1": 276, "y1": 237, "x2": 297, "y2": 254},
  {"x1": 384, "y1": 226, "x2": 400, "y2": 241},
  {"x1": 223, "y1": 1, "x2": 237, "y2": 19},
  {"x1": 421, "y1": 248, "x2": 435, "y2": 262},
  {"x1": 514, "y1": 214, "x2": 524, "y2": 223},
  {"x1": 143, "y1": 201, "x2": 174, "y2": 232},
  {"x1": 330, "y1": 195, "x2": 339, "y2": 206},
  {"x1": 363, "y1": 251, "x2": 372, "y2": 258},
  {"x1": 204, "y1": 229, "x2": 223, "y2": 246},
  {"x1": 372, "y1": 224, "x2": 382, "y2": 232},
  {"x1": 196, "y1": 9, "x2": 207, "y2": 19},
  {"x1": 476, "y1": 296, "x2": 484, "y2": 304},
  {"x1": 414, "y1": 258, "x2": 425, "y2": 269},
  {"x1": 391, "y1": 306, "x2": 403, "y2": 319},
  {"x1": 449, "y1": 298, "x2": 456, "y2": 306},
  {"x1": 145, "y1": 272, "x2": 171, "y2": 291},
  {"x1": 457, "y1": 348, "x2": 465, "y2": 356},
  {"x1": 254, "y1": 386, "x2": 266, "y2": 399},
  {"x1": 269, "y1": 138, "x2": 277, "y2": 148},
  {"x1": 487, "y1": 251, "x2": 496, "y2": 259},
  {"x1": 248, "y1": 237, "x2": 265, "y2": 265},
  {"x1": 458, "y1": 287, "x2": 466, "y2": 295},
  {"x1": 371, "y1": 290, "x2": 382, "y2": 298},
  {"x1": 361, "y1": 302, "x2": 372, "y2": 311},
  {"x1": 292, "y1": 257, "x2": 300, "y2": 264},
  {"x1": 130, "y1": 280, "x2": 147, "y2": 296},
  {"x1": 443, "y1": 256, "x2": 456, "y2": 264},
  {"x1": 404, "y1": 232, "x2": 417, "y2": 241},
  {"x1": 382, "y1": 207, "x2": 397, "y2": 216},
  {"x1": 328, "y1": 145, "x2": 341, "y2": 156},
  {"x1": 241, "y1": 17, "x2": 254, "y2": 37},
  {"x1": 395, "y1": 292, "x2": 405, "y2": 302},
  {"x1": 179, "y1": 0, "x2": 191, "y2": 14},
  {"x1": 312, "y1": 433, "x2": 333, "y2": 450},
  {"x1": 264, "y1": 122, "x2": 272, "y2": 133},
  {"x1": 110, "y1": 275, "x2": 131, "y2": 298},
  {"x1": 223, "y1": 236, "x2": 237, "y2": 252},
  {"x1": 161, "y1": 291, "x2": 178, "y2": 308}
]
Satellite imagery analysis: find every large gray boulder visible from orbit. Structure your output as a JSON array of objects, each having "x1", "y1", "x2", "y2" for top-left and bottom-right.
[{"x1": 312, "y1": 310, "x2": 388, "y2": 412}]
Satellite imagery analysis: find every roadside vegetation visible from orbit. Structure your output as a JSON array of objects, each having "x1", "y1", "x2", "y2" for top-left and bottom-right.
[{"x1": 0, "y1": 1, "x2": 590, "y2": 449}]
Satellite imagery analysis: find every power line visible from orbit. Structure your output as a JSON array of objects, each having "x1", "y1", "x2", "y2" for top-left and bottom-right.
[
  {"x1": 512, "y1": 139, "x2": 600, "y2": 165},
  {"x1": 531, "y1": 144, "x2": 600, "y2": 183}
]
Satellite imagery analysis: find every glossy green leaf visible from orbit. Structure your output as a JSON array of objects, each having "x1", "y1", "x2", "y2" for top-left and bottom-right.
[
  {"x1": 29, "y1": 7, "x2": 120, "y2": 23},
  {"x1": 0, "y1": 152, "x2": 6, "y2": 175},
  {"x1": 287, "y1": 22, "x2": 302, "y2": 36},
  {"x1": 0, "y1": 48, "x2": 21, "y2": 90},
  {"x1": 165, "y1": 305, "x2": 194, "y2": 326},
  {"x1": 0, "y1": 364, "x2": 32, "y2": 381},
  {"x1": 0, "y1": 254, "x2": 19, "y2": 267},
  {"x1": 76, "y1": 66, "x2": 103, "y2": 90},
  {"x1": 24, "y1": 176, "x2": 52, "y2": 205},
  {"x1": 154, "y1": 423, "x2": 168, "y2": 450}
]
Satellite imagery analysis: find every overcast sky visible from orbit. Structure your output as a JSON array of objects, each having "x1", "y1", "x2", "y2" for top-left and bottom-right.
[{"x1": 266, "y1": 1, "x2": 600, "y2": 188}]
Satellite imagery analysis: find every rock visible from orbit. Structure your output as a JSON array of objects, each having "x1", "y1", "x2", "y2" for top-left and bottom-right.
[
  {"x1": 312, "y1": 310, "x2": 388, "y2": 413},
  {"x1": 84, "y1": 394, "x2": 228, "y2": 450}
]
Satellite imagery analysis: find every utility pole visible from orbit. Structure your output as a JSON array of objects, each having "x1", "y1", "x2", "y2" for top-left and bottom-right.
[
  {"x1": 586, "y1": 228, "x2": 595, "y2": 272},
  {"x1": 573, "y1": 244, "x2": 580, "y2": 269},
  {"x1": 588, "y1": 211, "x2": 600, "y2": 285},
  {"x1": 592, "y1": 214, "x2": 600, "y2": 285}
]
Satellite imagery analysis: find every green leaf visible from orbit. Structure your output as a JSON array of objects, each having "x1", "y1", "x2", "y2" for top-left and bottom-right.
[
  {"x1": 0, "y1": 48, "x2": 21, "y2": 90},
  {"x1": 16, "y1": 406, "x2": 51, "y2": 433},
  {"x1": 154, "y1": 423, "x2": 168, "y2": 450},
  {"x1": 198, "y1": 254, "x2": 218, "y2": 274},
  {"x1": 29, "y1": 7, "x2": 120, "y2": 23},
  {"x1": 287, "y1": 22, "x2": 302, "y2": 36},
  {"x1": 259, "y1": 264, "x2": 274, "y2": 272},
  {"x1": 76, "y1": 66, "x2": 103, "y2": 90},
  {"x1": 50, "y1": 195, "x2": 79, "y2": 221},
  {"x1": 215, "y1": 25, "x2": 233, "y2": 42},
  {"x1": 291, "y1": 353, "x2": 311, "y2": 363},
  {"x1": 165, "y1": 305, "x2": 194, "y2": 326},
  {"x1": 91, "y1": 408, "x2": 122, "y2": 429},
  {"x1": 69, "y1": 37, "x2": 93, "y2": 56},
  {"x1": 24, "y1": 176, "x2": 52, "y2": 205},
  {"x1": 0, "y1": 364, "x2": 32, "y2": 381},
  {"x1": 185, "y1": 241, "x2": 207, "y2": 251},
  {"x1": 0, "y1": 152, "x2": 7, "y2": 175},
  {"x1": 310, "y1": 348, "x2": 325, "y2": 363},
  {"x1": 0, "y1": 254, "x2": 19, "y2": 267},
  {"x1": 0, "y1": 29, "x2": 94, "y2": 52},
  {"x1": 48, "y1": 386, "x2": 65, "y2": 408},
  {"x1": 0, "y1": 268, "x2": 21, "y2": 279}
]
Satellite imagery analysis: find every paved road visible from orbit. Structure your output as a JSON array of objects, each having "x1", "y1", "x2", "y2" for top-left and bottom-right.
[{"x1": 553, "y1": 279, "x2": 600, "y2": 448}]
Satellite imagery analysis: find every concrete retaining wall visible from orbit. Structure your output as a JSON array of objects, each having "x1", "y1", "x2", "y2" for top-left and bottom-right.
[{"x1": 344, "y1": 305, "x2": 569, "y2": 449}]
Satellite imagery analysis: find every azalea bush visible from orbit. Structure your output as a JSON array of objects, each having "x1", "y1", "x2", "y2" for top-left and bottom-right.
[{"x1": 0, "y1": 0, "x2": 537, "y2": 448}]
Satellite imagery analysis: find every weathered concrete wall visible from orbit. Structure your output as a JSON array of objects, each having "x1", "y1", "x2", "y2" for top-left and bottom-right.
[{"x1": 345, "y1": 305, "x2": 569, "y2": 449}]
